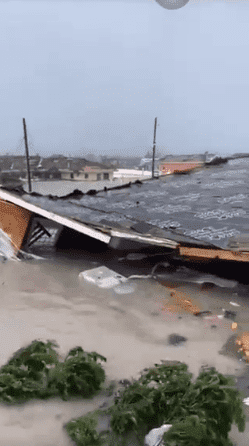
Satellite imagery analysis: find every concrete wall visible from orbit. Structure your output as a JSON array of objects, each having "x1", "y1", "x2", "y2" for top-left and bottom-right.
[
  {"x1": 61, "y1": 170, "x2": 114, "y2": 181},
  {"x1": 113, "y1": 169, "x2": 152, "y2": 179}
]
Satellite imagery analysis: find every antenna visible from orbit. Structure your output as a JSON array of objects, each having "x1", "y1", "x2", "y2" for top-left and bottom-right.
[
  {"x1": 23, "y1": 118, "x2": 32, "y2": 193},
  {"x1": 152, "y1": 117, "x2": 157, "y2": 179}
]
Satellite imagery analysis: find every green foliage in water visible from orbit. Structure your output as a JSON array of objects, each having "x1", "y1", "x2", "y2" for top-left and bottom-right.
[
  {"x1": 163, "y1": 367, "x2": 246, "y2": 446},
  {"x1": 107, "y1": 362, "x2": 245, "y2": 446},
  {"x1": 65, "y1": 413, "x2": 101, "y2": 446},
  {"x1": 0, "y1": 341, "x2": 106, "y2": 404},
  {"x1": 0, "y1": 340, "x2": 59, "y2": 403},
  {"x1": 47, "y1": 347, "x2": 106, "y2": 401},
  {"x1": 108, "y1": 362, "x2": 192, "y2": 437}
]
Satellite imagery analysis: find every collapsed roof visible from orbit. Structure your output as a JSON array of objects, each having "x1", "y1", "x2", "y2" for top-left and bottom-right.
[{"x1": 1, "y1": 158, "x2": 249, "y2": 260}]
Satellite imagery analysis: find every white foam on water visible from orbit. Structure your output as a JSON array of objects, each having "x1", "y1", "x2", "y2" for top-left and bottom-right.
[{"x1": 0, "y1": 229, "x2": 18, "y2": 262}]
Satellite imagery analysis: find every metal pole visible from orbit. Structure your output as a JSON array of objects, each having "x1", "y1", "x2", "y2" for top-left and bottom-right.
[
  {"x1": 152, "y1": 117, "x2": 157, "y2": 179},
  {"x1": 23, "y1": 118, "x2": 32, "y2": 193}
]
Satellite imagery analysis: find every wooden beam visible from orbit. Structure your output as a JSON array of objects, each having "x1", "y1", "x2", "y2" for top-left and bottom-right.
[
  {"x1": 111, "y1": 230, "x2": 178, "y2": 248},
  {"x1": 179, "y1": 246, "x2": 249, "y2": 262}
]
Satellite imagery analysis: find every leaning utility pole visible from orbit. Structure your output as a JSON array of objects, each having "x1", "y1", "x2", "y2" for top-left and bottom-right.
[
  {"x1": 23, "y1": 118, "x2": 32, "y2": 193},
  {"x1": 152, "y1": 117, "x2": 157, "y2": 179}
]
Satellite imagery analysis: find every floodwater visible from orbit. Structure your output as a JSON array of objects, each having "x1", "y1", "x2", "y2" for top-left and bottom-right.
[{"x1": 1, "y1": 245, "x2": 249, "y2": 445}]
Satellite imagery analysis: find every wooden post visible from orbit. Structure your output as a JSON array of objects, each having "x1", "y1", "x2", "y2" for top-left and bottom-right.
[
  {"x1": 23, "y1": 118, "x2": 32, "y2": 193},
  {"x1": 152, "y1": 117, "x2": 157, "y2": 178}
]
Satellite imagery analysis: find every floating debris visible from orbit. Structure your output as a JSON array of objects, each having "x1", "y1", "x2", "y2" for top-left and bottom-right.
[
  {"x1": 230, "y1": 301, "x2": 240, "y2": 307},
  {"x1": 236, "y1": 332, "x2": 249, "y2": 361},
  {"x1": 168, "y1": 334, "x2": 187, "y2": 346},
  {"x1": 167, "y1": 290, "x2": 200, "y2": 314},
  {"x1": 144, "y1": 424, "x2": 172, "y2": 446},
  {"x1": 118, "y1": 379, "x2": 132, "y2": 387},
  {"x1": 194, "y1": 311, "x2": 212, "y2": 317},
  {"x1": 219, "y1": 334, "x2": 241, "y2": 360},
  {"x1": 224, "y1": 310, "x2": 237, "y2": 320},
  {"x1": 79, "y1": 266, "x2": 127, "y2": 289}
]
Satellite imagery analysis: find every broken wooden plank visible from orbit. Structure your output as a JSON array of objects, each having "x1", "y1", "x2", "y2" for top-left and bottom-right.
[{"x1": 179, "y1": 246, "x2": 249, "y2": 262}]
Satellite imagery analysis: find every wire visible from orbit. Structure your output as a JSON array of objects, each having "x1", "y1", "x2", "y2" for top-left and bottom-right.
[
  {"x1": 127, "y1": 274, "x2": 153, "y2": 280},
  {"x1": 127, "y1": 261, "x2": 170, "y2": 281}
]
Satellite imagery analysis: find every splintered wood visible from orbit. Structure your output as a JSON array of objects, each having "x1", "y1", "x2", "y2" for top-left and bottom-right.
[
  {"x1": 169, "y1": 290, "x2": 200, "y2": 314},
  {"x1": 179, "y1": 246, "x2": 249, "y2": 262},
  {"x1": 236, "y1": 332, "x2": 249, "y2": 361}
]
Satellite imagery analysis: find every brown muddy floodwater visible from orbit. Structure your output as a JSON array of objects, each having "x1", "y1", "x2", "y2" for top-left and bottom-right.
[{"x1": 1, "y1": 253, "x2": 249, "y2": 445}]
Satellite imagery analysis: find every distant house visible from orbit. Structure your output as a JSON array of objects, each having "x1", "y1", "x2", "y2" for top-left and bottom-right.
[
  {"x1": 56, "y1": 157, "x2": 114, "y2": 181},
  {"x1": 25, "y1": 156, "x2": 114, "y2": 181},
  {"x1": 32, "y1": 158, "x2": 61, "y2": 180},
  {"x1": 0, "y1": 155, "x2": 115, "y2": 183},
  {"x1": 1, "y1": 156, "x2": 40, "y2": 181},
  {"x1": 60, "y1": 166, "x2": 114, "y2": 181},
  {"x1": 0, "y1": 156, "x2": 40, "y2": 183}
]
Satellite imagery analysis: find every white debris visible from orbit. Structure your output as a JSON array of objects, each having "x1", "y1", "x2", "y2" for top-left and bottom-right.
[
  {"x1": 229, "y1": 302, "x2": 240, "y2": 307},
  {"x1": 79, "y1": 266, "x2": 127, "y2": 289},
  {"x1": 144, "y1": 424, "x2": 172, "y2": 446},
  {"x1": 243, "y1": 397, "x2": 249, "y2": 406}
]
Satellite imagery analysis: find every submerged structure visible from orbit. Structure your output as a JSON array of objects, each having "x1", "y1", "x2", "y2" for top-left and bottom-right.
[{"x1": 0, "y1": 157, "x2": 249, "y2": 265}]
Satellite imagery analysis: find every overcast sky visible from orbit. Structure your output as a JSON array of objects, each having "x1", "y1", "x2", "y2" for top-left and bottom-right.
[{"x1": 1, "y1": 0, "x2": 249, "y2": 157}]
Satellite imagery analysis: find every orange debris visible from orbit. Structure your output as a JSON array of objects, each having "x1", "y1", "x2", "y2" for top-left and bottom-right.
[
  {"x1": 164, "y1": 289, "x2": 200, "y2": 314},
  {"x1": 236, "y1": 332, "x2": 249, "y2": 361}
]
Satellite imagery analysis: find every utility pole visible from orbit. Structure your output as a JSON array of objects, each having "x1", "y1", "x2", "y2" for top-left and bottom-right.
[
  {"x1": 23, "y1": 118, "x2": 32, "y2": 193},
  {"x1": 152, "y1": 117, "x2": 157, "y2": 178}
]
